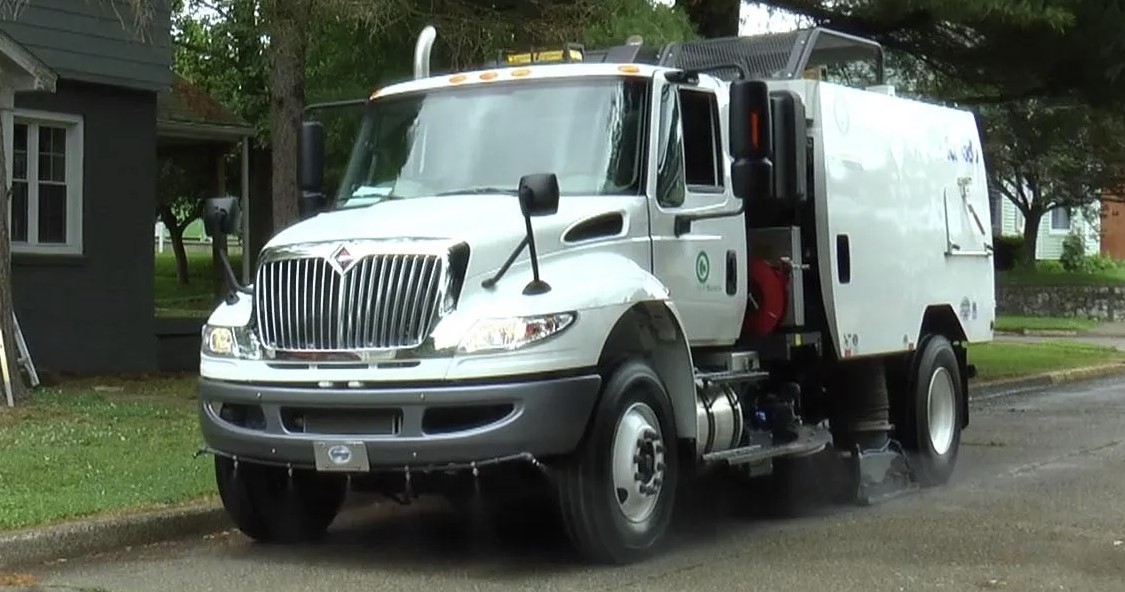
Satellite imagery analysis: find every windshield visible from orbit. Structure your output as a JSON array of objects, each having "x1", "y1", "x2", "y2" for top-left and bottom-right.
[{"x1": 334, "y1": 76, "x2": 650, "y2": 208}]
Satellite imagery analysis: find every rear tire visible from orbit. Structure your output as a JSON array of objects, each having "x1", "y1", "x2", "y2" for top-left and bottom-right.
[
  {"x1": 897, "y1": 334, "x2": 964, "y2": 486},
  {"x1": 214, "y1": 456, "x2": 348, "y2": 543},
  {"x1": 555, "y1": 358, "x2": 679, "y2": 564}
]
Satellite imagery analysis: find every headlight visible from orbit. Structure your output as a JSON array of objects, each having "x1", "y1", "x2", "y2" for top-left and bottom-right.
[
  {"x1": 202, "y1": 324, "x2": 260, "y2": 359},
  {"x1": 457, "y1": 312, "x2": 576, "y2": 354}
]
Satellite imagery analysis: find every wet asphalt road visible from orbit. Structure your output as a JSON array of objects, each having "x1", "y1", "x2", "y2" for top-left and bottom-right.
[{"x1": 15, "y1": 378, "x2": 1125, "y2": 592}]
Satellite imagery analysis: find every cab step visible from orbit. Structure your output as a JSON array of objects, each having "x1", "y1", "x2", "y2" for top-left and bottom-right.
[
  {"x1": 695, "y1": 367, "x2": 770, "y2": 387},
  {"x1": 701, "y1": 425, "x2": 832, "y2": 466}
]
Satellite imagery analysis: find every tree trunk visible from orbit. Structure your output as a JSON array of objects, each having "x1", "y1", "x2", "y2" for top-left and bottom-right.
[
  {"x1": 158, "y1": 205, "x2": 191, "y2": 287},
  {"x1": 677, "y1": 0, "x2": 741, "y2": 38},
  {"x1": 264, "y1": 0, "x2": 311, "y2": 236},
  {"x1": 0, "y1": 116, "x2": 30, "y2": 406},
  {"x1": 169, "y1": 226, "x2": 190, "y2": 287},
  {"x1": 1021, "y1": 208, "x2": 1043, "y2": 265}
]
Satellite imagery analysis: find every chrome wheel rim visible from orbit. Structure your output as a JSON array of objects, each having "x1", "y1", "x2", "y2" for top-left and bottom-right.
[
  {"x1": 611, "y1": 401, "x2": 666, "y2": 524},
  {"x1": 926, "y1": 366, "x2": 956, "y2": 456}
]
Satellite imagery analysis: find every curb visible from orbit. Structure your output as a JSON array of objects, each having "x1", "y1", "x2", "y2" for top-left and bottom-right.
[
  {"x1": 971, "y1": 362, "x2": 1125, "y2": 399},
  {"x1": 0, "y1": 500, "x2": 228, "y2": 570}
]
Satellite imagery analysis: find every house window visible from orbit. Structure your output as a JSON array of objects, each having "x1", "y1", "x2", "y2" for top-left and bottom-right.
[
  {"x1": 1050, "y1": 207, "x2": 1071, "y2": 232},
  {"x1": 10, "y1": 110, "x2": 84, "y2": 255}
]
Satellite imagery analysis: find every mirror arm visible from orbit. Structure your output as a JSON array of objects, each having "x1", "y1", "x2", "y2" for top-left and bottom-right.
[
  {"x1": 673, "y1": 201, "x2": 746, "y2": 237},
  {"x1": 481, "y1": 235, "x2": 530, "y2": 289},
  {"x1": 217, "y1": 249, "x2": 252, "y2": 303}
]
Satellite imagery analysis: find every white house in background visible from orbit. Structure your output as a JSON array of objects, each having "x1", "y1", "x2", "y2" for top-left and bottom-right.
[{"x1": 993, "y1": 190, "x2": 1102, "y2": 260}]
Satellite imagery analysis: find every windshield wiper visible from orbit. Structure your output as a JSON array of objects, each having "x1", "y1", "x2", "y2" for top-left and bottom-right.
[{"x1": 433, "y1": 186, "x2": 518, "y2": 196}]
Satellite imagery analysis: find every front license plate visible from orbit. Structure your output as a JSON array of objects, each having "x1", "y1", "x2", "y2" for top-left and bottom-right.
[{"x1": 312, "y1": 441, "x2": 370, "y2": 473}]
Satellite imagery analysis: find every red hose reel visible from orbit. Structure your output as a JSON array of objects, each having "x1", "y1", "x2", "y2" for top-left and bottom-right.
[{"x1": 743, "y1": 257, "x2": 789, "y2": 336}]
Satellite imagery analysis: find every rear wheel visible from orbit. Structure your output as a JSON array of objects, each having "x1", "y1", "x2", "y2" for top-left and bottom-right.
[
  {"x1": 896, "y1": 334, "x2": 964, "y2": 486},
  {"x1": 214, "y1": 456, "x2": 348, "y2": 543},
  {"x1": 555, "y1": 358, "x2": 679, "y2": 564}
]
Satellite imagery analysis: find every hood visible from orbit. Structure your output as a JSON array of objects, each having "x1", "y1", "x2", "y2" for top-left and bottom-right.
[{"x1": 265, "y1": 193, "x2": 641, "y2": 277}]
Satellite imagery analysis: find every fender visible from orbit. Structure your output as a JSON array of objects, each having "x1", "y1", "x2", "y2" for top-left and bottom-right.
[{"x1": 459, "y1": 251, "x2": 699, "y2": 441}]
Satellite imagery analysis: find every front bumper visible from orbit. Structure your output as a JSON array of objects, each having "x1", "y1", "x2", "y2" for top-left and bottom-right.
[{"x1": 198, "y1": 372, "x2": 601, "y2": 469}]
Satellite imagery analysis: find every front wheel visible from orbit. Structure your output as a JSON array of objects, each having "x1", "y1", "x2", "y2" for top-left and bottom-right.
[
  {"x1": 555, "y1": 358, "x2": 680, "y2": 564},
  {"x1": 214, "y1": 456, "x2": 348, "y2": 543}
]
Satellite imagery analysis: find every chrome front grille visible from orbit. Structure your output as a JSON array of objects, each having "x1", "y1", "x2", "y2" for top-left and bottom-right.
[{"x1": 253, "y1": 250, "x2": 447, "y2": 351}]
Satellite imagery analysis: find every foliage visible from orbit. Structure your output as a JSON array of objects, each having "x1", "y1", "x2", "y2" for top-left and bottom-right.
[
  {"x1": 584, "y1": 0, "x2": 698, "y2": 47},
  {"x1": 1059, "y1": 230, "x2": 1088, "y2": 271},
  {"x1": 993, "y1": 235, "x2": 1025, "y2": 271},
  {"x1": 998, "y1": 260, "x2": 1125, "y2": 286},
  {"x1": 981, "y1": 99, "x2": 1125, "y2": 263},
  {"x1": 756, "y1": 0, "x2": 1125, "y2": 107}
]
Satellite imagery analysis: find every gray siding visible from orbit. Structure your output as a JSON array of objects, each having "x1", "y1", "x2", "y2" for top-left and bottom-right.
[
  {"x1": 13, "y1": 80, "x2": 158, "y2": 374},
  {"x1": 0, "y1": 0, "x2": 171, "y2": 91}
]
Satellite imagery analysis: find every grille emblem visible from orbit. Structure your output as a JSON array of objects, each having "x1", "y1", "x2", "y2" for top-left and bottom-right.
[{"x1": 328, "y1": 245, "x2": 358, "y2": 275}]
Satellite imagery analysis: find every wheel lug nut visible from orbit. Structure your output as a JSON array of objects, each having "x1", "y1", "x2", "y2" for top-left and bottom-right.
[
  {"x1": 634, "y1": 472, "x2": 644, "y2": 481},
  {"x1": 656, "y1": 462, "x2": 665, "y2": 471}
]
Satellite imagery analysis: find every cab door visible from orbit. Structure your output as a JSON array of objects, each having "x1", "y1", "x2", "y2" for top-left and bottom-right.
[{"x1": 646, "y1": 76, "x2": 747, "y2": 347}]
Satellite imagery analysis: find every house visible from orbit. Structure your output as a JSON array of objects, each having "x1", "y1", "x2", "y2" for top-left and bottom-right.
[
  {"x1": 0, "y1": 1, "x2": 251, "y2": 376},
  {"x1": 993, "y1": 193, "x2": 1103, "y2": 260}
]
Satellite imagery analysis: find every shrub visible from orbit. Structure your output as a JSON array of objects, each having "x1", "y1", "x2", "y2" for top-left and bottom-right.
[
  {"x1": 1059, "y1": 231, "x2": 1088, "y2": 272},
  {"x1": 1086, "y1": 254, "x2": 1120, "y2": 272},
  {"x1": 993, "y1": 235, "x2": 1025, "y2": 271},
  {"x1": 1037, "y1": 260, "x2": 1065, "y2": 273}
]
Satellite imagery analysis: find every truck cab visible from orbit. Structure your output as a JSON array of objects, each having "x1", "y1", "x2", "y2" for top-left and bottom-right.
[{"x1": 197, "y1": 26, "x2": 994, "y2": 565}]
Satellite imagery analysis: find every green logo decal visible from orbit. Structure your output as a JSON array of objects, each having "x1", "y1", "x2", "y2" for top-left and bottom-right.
[{"x1": 695, "y1": 251, "x2": 710, "y2": 284}]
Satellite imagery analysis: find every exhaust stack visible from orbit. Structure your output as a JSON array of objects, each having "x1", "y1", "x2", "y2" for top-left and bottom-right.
[{"x1": 413, "y1": 25, "x2": 437, "y2": 80}]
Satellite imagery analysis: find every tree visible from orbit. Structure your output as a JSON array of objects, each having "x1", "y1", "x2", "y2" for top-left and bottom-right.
[
  {"x1": 982, "y1": 100, "x2": 1125, "y2": 264},
  {"x1": 156, "y1": 152, "x2": 211, "y2": 286},
  {"x1": 0, "y1": 0, "x2": 155, "y2": 406},
  {"x1": 677, "y1": 0, "x2": 741, "y2": 37},
  {"x1": 755, "y1": 0, "x2": 1125, "y2": 107}
]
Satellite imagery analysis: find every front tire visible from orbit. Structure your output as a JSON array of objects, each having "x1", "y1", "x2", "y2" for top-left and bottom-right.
[
  {"x1": 897, "y1": 334, "x2": 964, "y2": 486},
  {"x1": 214, "y1": 456, "x2": 348, "y2": 543},
  {"x1": 555, "y1": 358, "x2": 680, "y2": 564}
]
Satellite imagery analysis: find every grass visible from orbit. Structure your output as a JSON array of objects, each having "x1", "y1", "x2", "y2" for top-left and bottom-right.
[
  {"x1": 0, "y1": 375, "x2": 215, "y2": 532},
  {"x1": 154, "y1": 245, "x2": 243, "y2": 318},
  {"x1": 968, "y1": 340, "x2": 1125, "y2": 382},
  {"x1": 994, "y1": 315, "x2": 1098, "y2": 333}
]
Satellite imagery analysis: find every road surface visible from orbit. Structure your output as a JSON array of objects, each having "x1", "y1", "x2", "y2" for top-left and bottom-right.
[{"x1": 12, "y1": 378, "x2": 1125, "y2": 592}]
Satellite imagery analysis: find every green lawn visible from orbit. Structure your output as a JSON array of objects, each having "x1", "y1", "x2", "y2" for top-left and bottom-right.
[
  {"x1": 0, "y1": 376, "x2": 215, "y2": 532},
  {"x1": 154, "y1": 246, "x2": 243, "y2": 318},
  {"x1": 968, "y1": 340, "x2": 1125, "y2": 382},
  {"x1": 994, "y1": 315, "x2": 1098, "y2": 333}
]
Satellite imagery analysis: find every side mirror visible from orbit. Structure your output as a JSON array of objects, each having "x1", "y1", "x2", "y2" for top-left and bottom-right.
[
  {"x1": 299, "y1": 120, "x2": 328, "y2": 219},
  {"x1": 203, "y1": 195, "x2": 241, "y2": 238},
  {"x1": 517, "y1": 173, "x2": 560, "y2": 218},
  {"x1": 300, "y1": 120, "x2": 326, "y2": 194},
  {"x1": 203, "y1": 196, "x2": 249, "y2": 301},
  {"x1": 728, "y1": 79, "x2": 774, "y2": 201}
]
